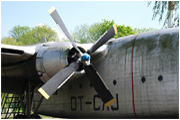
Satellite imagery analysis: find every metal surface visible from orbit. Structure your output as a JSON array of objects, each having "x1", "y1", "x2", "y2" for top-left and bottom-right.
[
  {"x1": 1, "y1": 93, "x2": 24, "y2": 119},
  {"x1": 26, "y1": 81, "x2": 31, "y2": 118},
  {"x1": 84, "y1": 64, "x2": 115, "y2": 106},
  {"x1": 36, "y1": 42, "x2": 72, "y2": 83},
  {"x1": 33, "y1": 27, "x2": 179, "y2": 118},
  {"x1": 32, "y1": 96, "x2": 44, "y2": 118},
  {"x1": 1, "y1": 27, "x2": 179, "y2": 118},
  {"x1": 37, "y1": 22, "x2": 117, "y2": 104},
  {"x1": 36, "y1": 22, "x2": 116, "y2": 104},
  {"x1": 38, "y1": 61, "x2": 79, "y2": 99},
  {"x1": 1, "y1": 54, "x2": 41, "y2": 94},
  {"x1": 1, "y1": 44, "x2": 36, "y2": 66}
]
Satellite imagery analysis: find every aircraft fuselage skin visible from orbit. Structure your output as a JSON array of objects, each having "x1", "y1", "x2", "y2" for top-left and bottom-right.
[{"x1": 32, "y1": 28, "x2": 179, "y2": 118}]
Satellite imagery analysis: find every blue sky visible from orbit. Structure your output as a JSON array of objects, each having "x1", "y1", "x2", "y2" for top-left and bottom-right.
[{"x1": 1, "y1": 1, "x2": 164, "y2": 38}]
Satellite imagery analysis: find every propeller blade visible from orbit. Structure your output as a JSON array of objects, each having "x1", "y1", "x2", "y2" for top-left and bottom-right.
[
  {"x1": 87, "y1": 24, "x2": 117, "y2": 55},
  {"x1": 38, "y1": 61, "x2": 79, "y2": 99},
  {"x1": 84, "y1": 64, "x2": 115, "y2": 107},
  {"x1": 48, "y1": 6, "x2": 82, "y2": 56}
]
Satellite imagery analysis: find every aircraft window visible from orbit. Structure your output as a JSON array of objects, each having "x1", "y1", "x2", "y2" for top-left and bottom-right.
[
  {"x1": 141, "y1": 77, "x2": 146, "y2": 83},
  {"x1": 113, "y1": 80, "x2": 117, "y2": 85},
  {"x1": 158, "y1": 75, "x2": 163, "y2": 81}
]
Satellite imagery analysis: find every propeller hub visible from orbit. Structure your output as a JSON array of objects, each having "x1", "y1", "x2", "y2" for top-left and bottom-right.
[
  {"x1": 81, "y1": 53, "x2": 91, "y2": 66},
  {"x1": 81, "y1": 53, "x2": 91, "y2": 61}
]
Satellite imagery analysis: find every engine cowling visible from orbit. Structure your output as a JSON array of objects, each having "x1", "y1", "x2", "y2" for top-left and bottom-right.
[
  {"x1": 36, "y1": 42, "x2": 86, "y2": 83},
  {"x1": 36, "y1": 42, "x2": 72, "y2": 83}
]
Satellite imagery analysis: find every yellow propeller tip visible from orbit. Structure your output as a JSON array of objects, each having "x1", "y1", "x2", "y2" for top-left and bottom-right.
[
  {"x1": 105, "y1": 98, "x2": 115, "y2": 107},
  {"x1": 113, "y1": 24, "x2": 118, "y2": 35},
  {"x1": 38, "y1": 88, "x2": 50, "y2": 99},
  {"x1": 48, "y1": 6, "x2": 56, "y2": 14}
]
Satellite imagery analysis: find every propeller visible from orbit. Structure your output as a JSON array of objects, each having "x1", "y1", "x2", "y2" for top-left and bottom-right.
[
  {"x1": 38, "y1": 6, "x2": 117, "y2": 107},
  {"x1": 38, "y1": 61, "x2": 79, "y2": 99},
  {"x1": 48, "y1": 6, "x2": 83, "y2": 56},
  {"x1": 87, "y1": 24, "x2": 117, "y2": 55}
]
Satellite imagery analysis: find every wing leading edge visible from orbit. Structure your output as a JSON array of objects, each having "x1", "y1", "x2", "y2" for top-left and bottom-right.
[{"x1": 1, "y1": 44, "x2": 36, "y2": 66}]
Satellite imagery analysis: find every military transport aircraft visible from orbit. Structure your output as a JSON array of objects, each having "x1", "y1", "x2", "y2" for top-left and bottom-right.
[{"x1": 1, "y1": 6, "x2": 179, "y2": 119}]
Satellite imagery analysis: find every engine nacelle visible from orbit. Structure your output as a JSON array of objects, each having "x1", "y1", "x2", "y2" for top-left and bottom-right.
[
  {"x1": 36, "y1": 42, "x2": 86, "y2": 83},
  {"x1": 36, "y1": 42, "x2": 73, "y2": 83}
]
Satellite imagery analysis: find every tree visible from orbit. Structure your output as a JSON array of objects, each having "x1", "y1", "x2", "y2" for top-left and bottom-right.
[
  {"x1": 1, "y1": 37, "x2": 23, "y2": 45},
  {"x1": 72, "y1": 20, "x2": 136, "y2": 43},
  {"x1": 20, "y1": 24, "x2": 59, "y2": 45},
  {"x1": 9, "y1": 25, "x2": 30, "y2": 42},
  {"x1": 72, "y1": 24, "x2": 92, "y2": 43},
  {"x1": 98, "y1": 20, "x2": 136, "y2": 38},
  {"x1": 115, "y1": 25, "x2": 135, "y2": 38},
  {"x1": 2, "y1": 24, "x2": 59, "y2": 45},
  {"x1": 31, "y1": 25, "x2": 58, "y2": 42},
  {"x1": 88, "y1": 23, "x2": 103, "y2": 42},
  {"x1": 148, "y1": 1, "x2": 179, "y2": 27}
]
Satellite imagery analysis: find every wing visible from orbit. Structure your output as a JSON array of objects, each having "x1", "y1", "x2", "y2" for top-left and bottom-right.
[
  {"x1": 1, "y1": 44, "x2": 36, "y2": 67},
  {"x1": 1, "y1": 44, "x2": 41, "y2": 94}
]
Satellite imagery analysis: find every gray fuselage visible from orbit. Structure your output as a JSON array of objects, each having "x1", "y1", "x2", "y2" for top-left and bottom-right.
[{"x1": 33, "y1": 27, "x2": 179, "y2": 118}]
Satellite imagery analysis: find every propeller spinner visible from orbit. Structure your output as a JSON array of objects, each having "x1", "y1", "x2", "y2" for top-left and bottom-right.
[{"x1": 38, "y1": 6, "x2": 117, "y2": 107}]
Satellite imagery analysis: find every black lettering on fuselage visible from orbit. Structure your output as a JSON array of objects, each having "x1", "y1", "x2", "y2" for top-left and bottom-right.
[
  {"x1": 93, "y1": 95, "x2": 100, "y2": 111},
  {"x1": 111, "y1": 94, "x2": 119, "y2": 110},
  {"x1": 102, "y1": 104, "x2": 109, "y2": 111},
  {"x1": 78, "y1": 96, "x2": 83, "y2": 111},
  {"x1": 71, "y1": 96, "x2": 76, "y2": 111},
  {"x1": 70, "y1": 93, "x2": 119, "y2": 111}
]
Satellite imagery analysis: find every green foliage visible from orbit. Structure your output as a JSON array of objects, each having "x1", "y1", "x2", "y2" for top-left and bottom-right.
[
  {"x1": 115, "y1": 25, "x2": 136, "y2": 38},
  {"x1": 1, "y1": 93, "x2": 23, "y2": 118},
  {"x1": 88, "y1": 23, "x2": 103, "y2": 41},
  {"x1": 72, "y1": 20, "x2": 136, "y2": 43},
  {"x1": 72, "y1": 24, "x2": 91, "y2": 43},
  {"x1": 31, "y1": 25, "x2": 58, "y2": 42},
  {"x1": 100, "y1": 20, "x2": 115, "y2": 34},
  {"x1": 2, "y1": 24, "x2": 58, "y2": 45},
  {"x1": 1, "y1": 37, "x2": 23, "y2": 45},
  {"x1": 9, "y1": 25, "x2": 31, "y2": 42},
  {"x1": 148, "y1": 1, "x2": 179, "y2": 27},
  {"x1": 2, "y1": 21, "x2": 157, "y2": 45}
]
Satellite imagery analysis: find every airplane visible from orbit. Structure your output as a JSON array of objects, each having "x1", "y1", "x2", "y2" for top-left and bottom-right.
[{"x1": 1, "y1": 6, "x2": 179, "y2": 119}]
